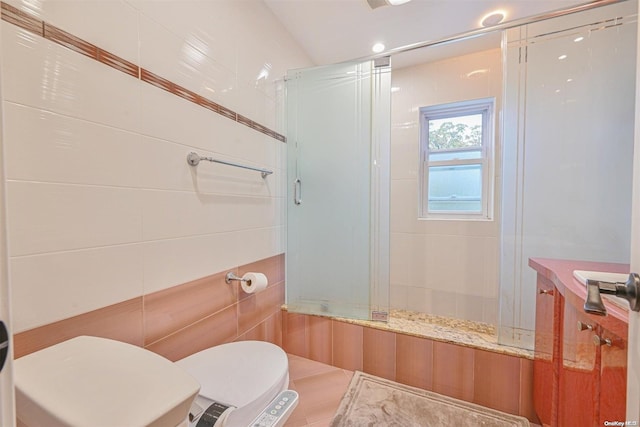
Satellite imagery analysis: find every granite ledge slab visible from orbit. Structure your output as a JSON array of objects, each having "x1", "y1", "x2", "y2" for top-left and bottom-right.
[{"x1": 282, "y1": 306, "x2": 533, "y2": 359}]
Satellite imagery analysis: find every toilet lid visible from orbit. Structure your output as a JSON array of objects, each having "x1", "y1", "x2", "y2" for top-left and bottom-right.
[{"x1": 175, "y1": 341, "x2": 288, "y2": 409}]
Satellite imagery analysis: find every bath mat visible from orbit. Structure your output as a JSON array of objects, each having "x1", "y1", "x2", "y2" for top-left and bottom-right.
[{"x1": 329, "y1": 371, "x2": 530, "y2": 427}]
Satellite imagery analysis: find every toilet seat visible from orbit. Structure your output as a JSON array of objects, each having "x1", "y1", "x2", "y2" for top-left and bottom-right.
[{"x1": 176, "y1": 341, "x2": 289, "y2": 427}]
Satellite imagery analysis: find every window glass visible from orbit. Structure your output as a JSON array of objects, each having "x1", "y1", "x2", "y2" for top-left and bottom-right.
[
  {"x1": 428, "y1": 114, "x2": 483, "y2": 151},
  {"x1": 419, "y1": 98, "x2": 494, "y2": 219},
  {"x1": 428, "y1": 164, "x2": 482, "y2": 212}
]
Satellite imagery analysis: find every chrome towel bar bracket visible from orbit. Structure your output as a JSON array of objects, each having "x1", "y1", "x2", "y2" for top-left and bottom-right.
[{"x1": 187, "y1": 152, "x2": 273, "y2": 178}]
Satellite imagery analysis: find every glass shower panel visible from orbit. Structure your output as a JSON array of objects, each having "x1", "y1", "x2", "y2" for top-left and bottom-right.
[
  {"x1": 286, "y1": 60, "x2": 390, "y2": 320},
  {"x1": 500, "y1": 1, "x2": 637, "y2": 349}
]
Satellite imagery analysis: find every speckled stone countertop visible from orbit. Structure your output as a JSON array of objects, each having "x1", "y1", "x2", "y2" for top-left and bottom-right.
[{"x1": 284, "y1": 306, "x2": 534, "y2": 359}]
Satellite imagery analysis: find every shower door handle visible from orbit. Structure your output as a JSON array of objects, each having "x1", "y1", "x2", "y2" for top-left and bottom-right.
[{"x1": 294, "y1": 178, "x2": 302, "y2": 205}]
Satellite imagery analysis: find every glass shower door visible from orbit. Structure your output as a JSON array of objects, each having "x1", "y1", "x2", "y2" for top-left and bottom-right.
[{"x1": 286, "y1": 59, "x2": 390, "y2": 321}]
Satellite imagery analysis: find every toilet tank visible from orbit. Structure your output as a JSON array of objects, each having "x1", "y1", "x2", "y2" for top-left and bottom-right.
[{"x1": 14, "y1": 336, "x2": 200, "y2": 427}]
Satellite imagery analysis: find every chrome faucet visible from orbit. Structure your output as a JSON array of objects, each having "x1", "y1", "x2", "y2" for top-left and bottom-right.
[{"x1": 584, "y1": 273, "x2": 640, "y2": 316}]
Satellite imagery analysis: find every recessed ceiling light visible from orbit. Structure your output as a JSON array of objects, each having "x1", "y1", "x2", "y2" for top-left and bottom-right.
[
  {"x1": 574, "y1": 36, "x2": 584, "y2": 42},
  {"x1": 366, "y1": 0, "x2": 412, "y2": 9},
  {"x1": 558, "y1": 54, "x2": 568, "y2": 60},
  {"x1": 480, "y1": 10, "x2": 506, "y2": 27},
  {"x1": 372, "y1": 43, "x2": 385, "y2": 53},
  {"x1": 466, "y1": 69, "x2": 489, "y2": 78}
]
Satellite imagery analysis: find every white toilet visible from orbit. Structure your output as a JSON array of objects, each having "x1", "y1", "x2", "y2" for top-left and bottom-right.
[
  {"x1": 176, "y1": 340, "x2": 296, "y2": 427},
  {"x1": 14, "y1": 336, "x2": 298, "y2": 427}
]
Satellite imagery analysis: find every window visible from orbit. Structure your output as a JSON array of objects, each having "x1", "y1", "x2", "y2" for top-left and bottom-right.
[{"x1": 419, "y1": 98, "x2": 494, "y2": 219}]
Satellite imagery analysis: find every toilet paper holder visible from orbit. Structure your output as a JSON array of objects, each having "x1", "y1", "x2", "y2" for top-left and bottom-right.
[{"x1": 225, "y1": 272, "x2": 249, "y2": 284}]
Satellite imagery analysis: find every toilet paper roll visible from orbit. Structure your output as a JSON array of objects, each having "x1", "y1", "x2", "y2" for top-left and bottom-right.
[{"x1": 241, "y1": 272, "x2": 268, "y2": 294}]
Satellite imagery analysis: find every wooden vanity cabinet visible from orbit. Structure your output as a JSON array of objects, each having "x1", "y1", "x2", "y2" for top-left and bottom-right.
[
  {"x1": 558, "y1": 301, "x2": 599, "y2": 427},
  {"x1": 599, "y1": 328, "x2": 627, "y2": 426},
  {"x1": 530, "y1": 258, "x2": 629, "y2": 427},
  {"x1": 533, "y1": 275, "x2": 557, "y2": 426}
]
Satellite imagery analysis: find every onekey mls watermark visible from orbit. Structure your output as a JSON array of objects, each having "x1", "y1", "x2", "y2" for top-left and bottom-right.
[{"x1": 603, "y1": 421, "x2": 638, "y2": 426}]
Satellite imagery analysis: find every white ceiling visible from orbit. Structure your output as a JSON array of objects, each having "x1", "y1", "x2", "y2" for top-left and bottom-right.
[{"x1": 263, "y1": 0, "x2": 593, "y2": 67}]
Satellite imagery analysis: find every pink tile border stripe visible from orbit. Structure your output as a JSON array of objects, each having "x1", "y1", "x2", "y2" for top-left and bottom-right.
[{"x1": 0, "y1": 1, "x2": 287, "y2": 144}]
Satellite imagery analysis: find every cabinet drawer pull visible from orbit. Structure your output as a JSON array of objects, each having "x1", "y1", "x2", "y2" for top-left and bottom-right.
[
  {"x1": 593, "y1": 335, "x2": 612, "y2": 347},
  {"x1": 539, "y1": 289, "x2": 555, "y2": 296},
  {"x1": 577, "y1": 321, "x2": 593, "y2": 332}
]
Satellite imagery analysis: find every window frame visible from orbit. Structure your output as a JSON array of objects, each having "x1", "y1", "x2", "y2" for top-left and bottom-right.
[{"x1": 419, "y1": 97, "x2": 495, "y2": 220}]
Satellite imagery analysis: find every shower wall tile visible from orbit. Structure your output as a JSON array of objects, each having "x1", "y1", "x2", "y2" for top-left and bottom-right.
[
  {"x1": 2, "y1": 24, "x2": 141, "y2": 133},
  {"x1": 11, "y1": 244, "x2": 144, "y2": 332},
  {"x1": 138, "y1": 83, "x2": 235, "y2": 158},
  {"x1": 406, "y1": 286, "x2": 431, "y2": 314},
  {"x1": 389, "y1": 125, "x2": 419, "y2": 181},
  {"x1": 7, "y1": 182, "x2": 142, "y2": 257},
  {"x1": 430, "y1": 290, "x2": 457, "y2": 319},
  {"x1": 126, "y1": 0, "x2": 238, "y2": 72},
  {"x1": 140, "y1": 190, "x2": 277, "y2": 241},
  {"x1": 3, "y1": 103, "x2": 144, "y2": 188},
  {"x1": 389, "y1": 284, "x2": 408, "y2": 310},
  {"x1": 141, "y1": 233, "x2": 240, "y2": 294},
  {"x1": 138, "y1": 14, "x2": 239, "y2": 111},
  {"x1": 4, "y1": 0, "x2": 140, "y2": 65},
  {"x1": 389, "y1": 232, "x2": 410, "y2": 285}
]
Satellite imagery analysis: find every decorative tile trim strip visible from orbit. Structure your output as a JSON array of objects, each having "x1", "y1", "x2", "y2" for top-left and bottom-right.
[
  {"x1": 0, "y1": 1, "x2": 286, "y2": 143},
  {"x1": 140, "y1": 68, "x2": 173, "y2": 93},
  {"x1": 44, "y1": 23, "x2": 98, "y2": 59},
  {"x1": 1, "y1": 2, "x2": 43, "y2": 36},
  {"x1": 98, "y1": 49, "x2": 140, "y2": 78}
]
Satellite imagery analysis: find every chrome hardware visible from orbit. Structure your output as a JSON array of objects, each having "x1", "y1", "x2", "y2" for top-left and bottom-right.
[
  {"x1": 225, "y1": 272, "x2": 248, "y2": 284},
  {"x1": 539, "y1": 289, "x2": 554, "y2": 296},
  {"x1": 294, "y1": 178, "x2": 302, "y2": 205},
  {"x1": 584, "y1": 273, "x2": 640, "y2": 316},
  {"x1": 187, "y1": 152, "x2": 273, "y2": 178},
  {"x1": 593, "y1": 335, "x2": 612, "y2": 347},
  {"x1": 577, "y1": 321, "x2": 593, "y2": 332}
]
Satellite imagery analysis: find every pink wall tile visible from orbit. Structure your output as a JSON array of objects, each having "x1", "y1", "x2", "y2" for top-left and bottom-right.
[
  {"x1": 307, "y1": 316, "x2": 332, "y2": 365},
  {"x1": 395, "y1": 334, "x2": 433, "y2": 390},
  {"x1": 432, "y1": 341, "x2": 474, "y2": 401},
  {"x1": 519, "y1": 358, "x2": 539, "y2": 423},
  {"x1": 237, "y1": 282, "x2": 285, "y2": 335},
  {"x1": 238, "y1": 253, "x2": 285, "y2": 293},
  {"x1": 283, "y1": 311, "x2": 308, "y2": 358},
  {"x1": 363, "y1": 328, "x2": 396, "y2": 381},
  {"x1": 473, "y1": 349, "x2": 520, "y2": 415},
  {"x1": 145, "y1": 304, "x2": 238, "y2": 361},
  {"x1": 144, "y1": 270, "x2": 236, "y2": 345},
  {"x1": 331, "y1": 320, "x2": 363, "y2": 372},
  {"x1": 14, "y1": 297, "x2": 144, "y2": 358}
]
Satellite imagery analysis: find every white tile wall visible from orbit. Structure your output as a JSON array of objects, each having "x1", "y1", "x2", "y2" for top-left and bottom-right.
[
  {"x1": 389, "y1": 48, "x2": 502, "y2": 324},
  {"x1": 2, "y1": 0, "x2": 312, "y2": 332}
]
